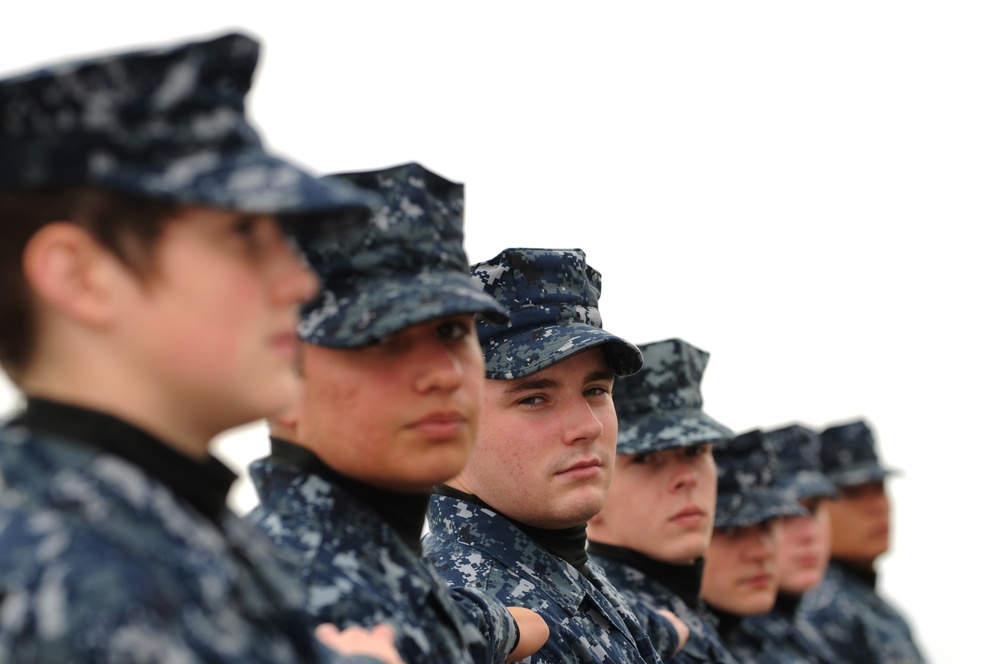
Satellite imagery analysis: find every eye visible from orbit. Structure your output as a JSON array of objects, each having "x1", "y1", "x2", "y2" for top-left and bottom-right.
[
  {"x1": 684, "y1": 444, "x2": 710, "y2": 457},
  {"x1": 631, "y1": 452, "x2": 651, "y2": 465},
  {"x1": 517, "y1": 395, "x2": 545, "y2": 407},
  {"x1": 437, "y1": 319, "x2": 471, "y2": 341}
]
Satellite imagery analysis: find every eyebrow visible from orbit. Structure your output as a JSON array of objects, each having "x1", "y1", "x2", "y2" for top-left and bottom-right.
[{"x1": 503, "y1": 370, "x2": 614, "y2": 395}]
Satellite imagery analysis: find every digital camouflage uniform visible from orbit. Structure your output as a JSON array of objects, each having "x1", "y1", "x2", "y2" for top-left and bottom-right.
[
  {"x1": 588, "y1": 338, "x2": 739, "y2": 664},
  {"x1": 248, "y1": 163, "x2": 520, "y2": 664},
  {"x1": 727, "y1": 424, "x2": 840, "y2": 664},
  {"x1": 799, "y1": 421, "x2": 926, "y2": 664},
  {"x1": 0, "y1": 424, "x2": 362, "y2": 664},
  {"x1": 0, "y1": 32, "x2": 380, "y2": 664},
  {"x1": 424, "y1": 248, "x2": 678, "y2": 663}
]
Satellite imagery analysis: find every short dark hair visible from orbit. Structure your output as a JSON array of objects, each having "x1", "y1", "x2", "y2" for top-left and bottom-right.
[{"x1": 0, "y1": 186, "x2": 179, "y2": 384}]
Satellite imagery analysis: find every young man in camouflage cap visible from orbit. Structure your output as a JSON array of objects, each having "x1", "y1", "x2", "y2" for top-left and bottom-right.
[
  {"x1": 699, "y1": 429, "x2": 805, "y2": 645},
  {"x1": 0, "y1": 33, "x2": 402, "y2": 663},
  {"x1": 800, "y1": 419, "x2": 927, "y2": 663},
  {"x1": 726, "y1": 423, "x2": 841, "y2": 663},
  {"x1": 587, "y1": 338, "x2": 741, "y2": 664},
  {"x1": 246, "y1": 162, "x2": 548, "y2": 664},
  {"x1": 423, "y1": 248, "x2": 687, "y2": 663}
]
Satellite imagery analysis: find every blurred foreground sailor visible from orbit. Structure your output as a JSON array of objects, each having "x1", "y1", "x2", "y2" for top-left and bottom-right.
[{"x1": 0, "y1": 32, "x2": 400, "y2": 664}]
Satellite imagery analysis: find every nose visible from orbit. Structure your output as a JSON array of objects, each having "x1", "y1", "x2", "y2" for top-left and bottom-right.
[
  {"x1": 562, "y1": 396, "x2": 605, "y2": 446},
  {"x1": 271, "y1": 232, "x2": 320, "y2": 306},
  {"x1": 745, "y1": 524, "x2": 778, "y2": 562},
  {"x1": 783, "y1": 514, "x2": 817, "y2": 543},
  {"x1": 413, "y1": 339, "x2": 464, "y2": 394},
  {"x1": 670, "y1": 459, "x2": 698, "y2": 492}
]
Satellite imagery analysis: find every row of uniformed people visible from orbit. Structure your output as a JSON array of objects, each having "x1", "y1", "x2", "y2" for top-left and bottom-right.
[{"x1": 0, "y1": 31, "x2": 925, "y2": 664}]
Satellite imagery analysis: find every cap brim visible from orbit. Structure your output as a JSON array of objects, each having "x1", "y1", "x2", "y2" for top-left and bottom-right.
[
  {"x1": 616, "y1": 408, "x2": 735, "y2": 455},
  {"x1": 777, "y1": 471, "x2": 840, "y2": 501},
  {"x1": 829, "y1": 464, "x2": 898, "y2": 488},
  {"x1": 94, "y1": 150, "x2": 380, "y2": 217},
  {"x1": 300, "y1": 271, "x2": 508, "y2": 349},
  {"x1": 481, "y1": 322, "x2": 642, "y2": 379},
  {"x1": 714, "y1": 487, "x2": 807, "y2": 529}
]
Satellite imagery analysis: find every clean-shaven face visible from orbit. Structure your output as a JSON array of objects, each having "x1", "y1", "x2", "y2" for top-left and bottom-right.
[
  {"x1": 590, "y1": 444, "x2": 717, "y2": 564},
  {"x1": 298, "y1": 314, "x2": 484, "y2": 492},
  {"x1": 454, "y1": 347, "x2": 618, "y2": 529}
]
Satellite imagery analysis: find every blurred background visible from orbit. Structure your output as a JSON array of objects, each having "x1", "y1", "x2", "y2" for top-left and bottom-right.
[{"x1": 3, "y1": 3, "x2": 997, "y2": 661}]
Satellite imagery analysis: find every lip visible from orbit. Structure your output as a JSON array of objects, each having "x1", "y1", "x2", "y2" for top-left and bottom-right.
[
  {"x1": 555, "y1": 457, "x2": 603, "y2": 479},
  {"x1": 408, "y1": 410, "x2": 467, "y2": 440},
  {"x1": 271, "y1": 330, "x2": 298, "y2": 359},
  {"x1": 794, "y1": 553, "x2": 820, "y2": 568},
  {"x1": 670, "y1": 505, "x2": 706, "y2": 527},
  {"x1": 740, "y1": 572, "x2": 774, "y2": 589}
]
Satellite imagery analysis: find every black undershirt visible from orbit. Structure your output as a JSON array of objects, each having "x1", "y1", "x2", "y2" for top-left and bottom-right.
[
  {"x1": 833, "y1": 559, "x2": 878, "y2": 590},
  {"x1": 774, "y1": 590, "x2": 802, "y2": 617},
  {"x1": 435, "y1": 484, "x2": 590, "y2": 573},
  {"x1": 704, "y1": 602, "x2": 743, "y2": 642},
  {"x1": 269, "y1": 438, "x2": 429, "y2": 555},
  {"x1": 587, "y1": 540, "x2": 705, "y2": 608},
  {"x1": 8, "y1": 397, "x2": 235, "y2": 523}
]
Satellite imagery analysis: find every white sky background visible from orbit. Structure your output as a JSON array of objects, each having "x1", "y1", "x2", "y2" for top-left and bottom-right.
[{"x1": 2, "y1": 2, "x2": 997, "y2": 661}]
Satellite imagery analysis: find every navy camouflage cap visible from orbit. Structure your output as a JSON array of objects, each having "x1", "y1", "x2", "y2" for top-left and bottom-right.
[
  {"x1": 764, "y1": 423, "x2": 839, "y2": 502},
  {"x1": 296, "y1": 162, "x2": 508, "y2": 348},
  {"x1": 713, "y1": 429, "x2": 806, "y2": 529},
  {"x1": 469, "y1": 248, "x2": 642, "y2": 379},
  {"x1": 819, "y1": 419, "x2": 898, "y2": 488},
  {"x1": 0, "y1": 32, "x2": 376, "y2": 218},
  {"x1": 614, "y1": 338, "x2": 735, "y2": 455}
]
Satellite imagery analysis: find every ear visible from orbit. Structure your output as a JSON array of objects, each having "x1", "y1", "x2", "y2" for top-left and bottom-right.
[{"x1": 21, "y1": 222, "x2": 121, "y2": 327}]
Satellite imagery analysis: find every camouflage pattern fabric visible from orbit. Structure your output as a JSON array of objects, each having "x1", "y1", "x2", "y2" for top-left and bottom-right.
[
  {"x1": 763, "y1": 424, "x2": 839, "y2": 502},
  {"x1": 728, "y1": 595, "x2": 840, "y2": 664},
  {"x1": 296, "y1": 161, "x2": 507, "y2": 349},
  {"x1": 800, "y1": 562, "x2": 927, "y2": 664},
  {"x1": 613, "y1": 338, "x2": 734, "y2": 455},
  {"x1": 247, "y1": 454, "x2": 518, "y2": 664},
  {"x1": 592, "y1": 555, "x2": 739, "y2": 664},
  {"x1": 0, "y1": 426, "x2": 383, "y2": 664},
  {"x1": 468, "y1": 248, "x2": 642, "y2": 379},
  {"x1": 0, "y1": 32, "x2": 375, "y2": 218},
  {"x1": 819, "y1": 419, "x2": 898, "y2": 488},
  {"x1": 713, "y1": 430, "x2": 806, "y2": 528},
  {"x1": 423, "y1": 493, "x2": 673, "y2": 664}
]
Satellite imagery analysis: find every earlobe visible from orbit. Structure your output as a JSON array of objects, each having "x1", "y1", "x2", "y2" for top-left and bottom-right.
[{"x1": 22, "y1": 222, "x2": 119, "y2": 327}]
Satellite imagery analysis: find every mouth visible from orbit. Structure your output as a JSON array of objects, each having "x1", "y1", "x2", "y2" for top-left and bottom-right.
[
  {"x1": 271, "y1": 330, "x2": 298, "y2": 359},
  {"x1": 670, "y1": 506, "x2": 706, "y2": 527},
  {"x1": 740, "y1": 572, "x2": 774, "y2": 589},
  {"x1": 408, "y1": 411, "x2": 467, "y2": 440},
  {"x1": 555, "y1": 457, "x2": 603, "y2": 479},
  {"x1": 794, "y1": 553, "x2": 820, "y2": 568}
]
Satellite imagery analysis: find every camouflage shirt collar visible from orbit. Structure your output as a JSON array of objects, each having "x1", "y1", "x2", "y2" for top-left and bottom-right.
[
  {"x1": 270, "y1": 437, "x2": 430, "y2": 554},
  {"x1": 11, "y1": 396, "x2": 235, "y2": 522}
]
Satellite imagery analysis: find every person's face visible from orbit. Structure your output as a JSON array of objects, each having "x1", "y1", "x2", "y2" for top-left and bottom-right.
[
  {"x1": 701, "y1": 520, "x2": 781, "y2": 616},
  {"x1": 826, "y1": 479, "x2": 891, "y2": 568},
  {"x1": 120, "y1": 208, "x2": 318, "y2": 439},
  {"x1": 776, "y1": 497, "x2": 832, "y2": 594},
  {"x1": 590, "y1": 445, "x2": 717, "y2": 564},
  {"x1": 454, "y1": 347, "x2": 618, "y2": 529},
  {"x1": 297, "y1": 314, "x2": 484, "y2": 493}
]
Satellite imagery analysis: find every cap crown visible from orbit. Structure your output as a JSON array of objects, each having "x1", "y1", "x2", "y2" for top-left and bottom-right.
[
  {"x1": 297, "y1": 162, "x2": 506, "y2": 348},
  {"x1": 614, "y1": 338, "x2": 734, "y2": 453},
  {"x1": 819, "y1": 419, "x2": 893, "y2": 487},
  {"x1": 0, "y1": 32, "x2": 373, "y2": 215},
  {"x1": 469, "y1": 248, "x2": 642, "y2": 379},
  {"x1": 767, "y1": 424, "x2": 822, "y2": 477},
  {"x1": 715, "y1": 429, "x2": 776, "y2": 497}
]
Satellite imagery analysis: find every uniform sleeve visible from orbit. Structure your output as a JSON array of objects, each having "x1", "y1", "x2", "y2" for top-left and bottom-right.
[{"x1": 448, "y1": 586, "x2": 520, "y2": 664}]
